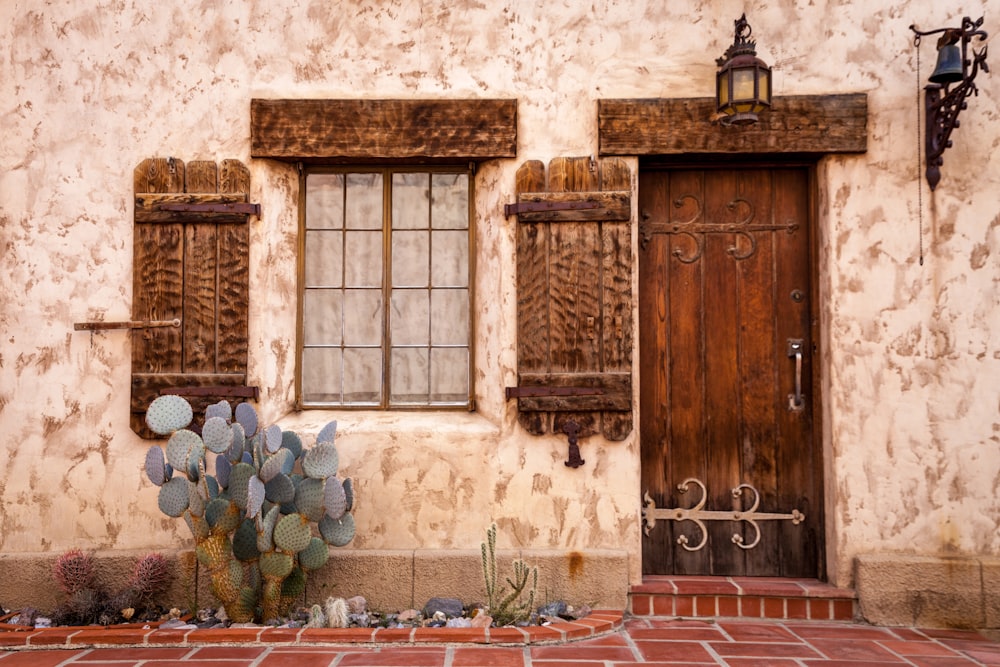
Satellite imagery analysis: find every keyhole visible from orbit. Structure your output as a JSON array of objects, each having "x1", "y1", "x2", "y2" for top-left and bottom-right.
[{"x1": 790, "y1": 289, "x2": 805, "y2": 303}]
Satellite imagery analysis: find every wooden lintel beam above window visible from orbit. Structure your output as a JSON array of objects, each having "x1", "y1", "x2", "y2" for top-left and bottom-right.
[
  {"x1": 598, "y1": 94, "x2": 868, "y2": 156},
  {"x1": 251, "y1": 98, "x2": 517, "y2": 161}
]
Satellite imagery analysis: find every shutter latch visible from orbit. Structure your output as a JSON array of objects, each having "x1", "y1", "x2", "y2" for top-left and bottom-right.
[
  {"x1": 74, "y1": 319, "x2": 181, "y2": 331},
  {"x1": 562, "y1": 419, "x2": 585, "y2": 469}
]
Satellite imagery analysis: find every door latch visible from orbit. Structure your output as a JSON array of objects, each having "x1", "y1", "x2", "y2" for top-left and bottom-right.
[{"x1": 786, "y1": 338, "x2": 805, "y2": 412}]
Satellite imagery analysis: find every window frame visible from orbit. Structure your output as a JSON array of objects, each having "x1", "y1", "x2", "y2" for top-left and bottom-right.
[{"x1": 295, "y1": 164, "x2": 476, "y2": 411}]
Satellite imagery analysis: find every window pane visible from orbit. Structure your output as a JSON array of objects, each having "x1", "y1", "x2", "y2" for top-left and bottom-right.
[
  {"x1": 306, "y1": 174, "x2": 344, "y2": 230},
  {"x1": 343, "y1": 348, "x2": 381, "y2": 404},
  {"x1": 301, "y1": 347, "x2": 342, "y2": 403},
  {"x1": 392, "y1": 173, "x2": 429, "y2": 230},
  {"x1": 391, "y1": 347, "x2": 428, "y2": 404},
  {"x1": 392, "y1": 230, "x2": 429, "y2": 287},
  {"x1": 431, "y1": 230, "x2": 468, "y2": 287},
  {"x1": 345, "y1": 173, "x2": 382, "y2": 230},
  {"x1": 303, "y1": 289, "x2": 342, "y2": 346},
  {"x1": 431, "y1": 173, "x2": 468, "y2": 230},
  {"x1": 343, "y1": 289, "x2": 382, "y2": 345},
  {"x1": 305, "y1": 230, "x2": 343, "y2": 288},
  {"x1": 430, "y1": 347, "x2": 469, "y2": 403},
  {"x1": 344, "y1": 231, "x2": 383, "y2": 287},
  {"x1": 431, "y1": 289, "x2": 468, "y2": 345},
  {"x1": 391, "y1": 289, "x2": 429, "y2": 346}
]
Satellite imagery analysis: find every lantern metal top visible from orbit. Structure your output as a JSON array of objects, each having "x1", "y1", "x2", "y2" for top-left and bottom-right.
[{"x1": 715, "y1": 14, "x2": 772, "y2": 125}]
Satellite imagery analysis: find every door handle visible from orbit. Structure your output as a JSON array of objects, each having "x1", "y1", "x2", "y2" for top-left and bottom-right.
[{"x1": 786, "y1": 339, "x2": 805, "y2": 412}]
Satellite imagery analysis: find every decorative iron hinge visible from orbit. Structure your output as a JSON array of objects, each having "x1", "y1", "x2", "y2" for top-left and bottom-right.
[
  {"x1": 504, "y1": 200, "x2": 600, "y2": 217},
  {"x1": 642, "y1": 478, "x2": 804, "y2": 551},
  {"x1": 505, "y1": 386, "x2": 605, "y2": 399},
  {"x1": 161, "y1": 385, "x2": 260, "y2": 400},
  {"x1": 157, "y1": 202, "x2": 261, "y2": 216}
]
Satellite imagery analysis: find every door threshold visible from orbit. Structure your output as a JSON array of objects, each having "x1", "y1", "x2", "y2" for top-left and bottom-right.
[{"x1": 629, "y1": 575, "x2": 856, "y2": 621}]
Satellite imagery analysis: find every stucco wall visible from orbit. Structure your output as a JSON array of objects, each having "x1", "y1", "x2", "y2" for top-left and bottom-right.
[{"x1": 1, "y1": 0, "x2": 997, "y2": 595}]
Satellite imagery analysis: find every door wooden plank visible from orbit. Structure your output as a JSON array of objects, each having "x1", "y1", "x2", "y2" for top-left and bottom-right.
[
  {"x1": 735, "y1": 169, "x2": 781, "y2": 575},
  {"x1": 701, "y1": 170, "x2": 745, "y2": 575},
  {"x1": 639, "y1": 169, "x2": 674, "y2": 574},
  {"x1": 665, "y1": 170, "x2": 709, "y2": 574},
  {"x1": 773, "y1": 168, "x2": 817, "y2": 577}
]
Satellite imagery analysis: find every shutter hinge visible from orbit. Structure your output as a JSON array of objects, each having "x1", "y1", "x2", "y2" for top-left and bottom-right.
[
  {"x1": 161, "y1": 385, "x2": 260, "y2": 401},
  {"x1": 504, "y1": 200, "x2": 600, "y2": 217},
  {"x1": 505, "y1": 386, "x2": 605, "y2": 399},
  {"x1": 157, "y1": 202, "x2": 261, "y2": 216}
]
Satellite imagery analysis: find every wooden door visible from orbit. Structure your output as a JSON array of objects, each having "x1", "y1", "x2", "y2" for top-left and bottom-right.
[{"x1": 638, "y1": 166, "x2": 821, "y2": 577}]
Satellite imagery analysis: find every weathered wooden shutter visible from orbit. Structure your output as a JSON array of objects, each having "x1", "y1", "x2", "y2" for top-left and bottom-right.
[
  {"x1": 509, "y1": 156, "x2": 633, "y2": 441},
  {"x1": 131, "y1": 158, "x2": 255, "y2": 438}
]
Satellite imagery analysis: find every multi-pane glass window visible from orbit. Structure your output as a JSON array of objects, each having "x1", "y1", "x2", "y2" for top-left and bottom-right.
[{"x1": 299, "y1": 168, "x2": 472, "y2": 408}]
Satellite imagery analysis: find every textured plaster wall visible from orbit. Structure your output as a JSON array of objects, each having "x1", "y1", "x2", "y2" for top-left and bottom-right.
[{"x1": 0, "y1": 0, "x2": 997, "y2": 588}]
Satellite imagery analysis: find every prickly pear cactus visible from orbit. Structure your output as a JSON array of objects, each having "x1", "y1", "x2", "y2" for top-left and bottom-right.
[{"x1": 143, "y1": 397, "x2": 356, "y2": 623}]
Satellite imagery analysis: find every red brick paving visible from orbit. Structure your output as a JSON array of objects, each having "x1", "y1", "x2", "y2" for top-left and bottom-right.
[{"x1": 1, "y1": 615, "x2": 1000, "y2": 666}]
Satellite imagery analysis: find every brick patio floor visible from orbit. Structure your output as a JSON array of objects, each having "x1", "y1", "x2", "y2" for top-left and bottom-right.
[{"x1": 2, "y1": 615, "x2": 1000, "y2": 666}]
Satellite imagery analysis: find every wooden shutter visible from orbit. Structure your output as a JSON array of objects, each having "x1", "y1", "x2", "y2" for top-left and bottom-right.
[
  {"x1": 131, "y1": 158, "x2": 254, "y2": 438},
  {"x1": 510, "y1": 157, "x2": 633, "y2": 441}
]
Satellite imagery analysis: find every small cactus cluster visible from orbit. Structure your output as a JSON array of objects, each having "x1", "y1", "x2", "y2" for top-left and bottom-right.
[
  {"x1": 50, "y1": 550, "x2": 173, "y2": 626},
  {"x1": 143, "y1": 395, "x2": 355, "y2": 623}
]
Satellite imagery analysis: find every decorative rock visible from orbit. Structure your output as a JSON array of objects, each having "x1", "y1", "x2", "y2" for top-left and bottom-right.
[
  {"x1": 396, "y1": 609, "x2": 420, "y2": 623},
  {"x1": 423, "y1": 596, "x2": 464, "y2": 618},
  {"x1": 446, "y1": 617, "x2": 473, "y2": 628},
  {"x1": 346, "y1": 595, "x2": 367, "y2": 615},
  {"x1": 470, "y1": 613, "x2": 493, "y2": 628},
  {"x1": 537, "y1": 601, "x2": 567, "y2": 618}
]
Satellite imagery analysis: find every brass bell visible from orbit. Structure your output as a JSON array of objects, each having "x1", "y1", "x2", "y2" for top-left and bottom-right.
[{"x1": 929, "y1": 42, "x2": 964, "y2": 84}]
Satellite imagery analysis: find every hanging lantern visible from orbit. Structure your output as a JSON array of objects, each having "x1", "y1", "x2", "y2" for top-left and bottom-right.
[{"x1": 716, "y1": 14, "x2": 772, "y2": 125}]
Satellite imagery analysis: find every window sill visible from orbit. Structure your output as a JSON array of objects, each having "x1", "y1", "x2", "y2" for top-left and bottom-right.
[{"x1": 273, "y1": 409, "x2": 501, "y2": 439}]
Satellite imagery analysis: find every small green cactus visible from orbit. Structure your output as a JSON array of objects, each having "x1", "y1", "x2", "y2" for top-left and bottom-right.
[{"x1": 143, "y1": 397, "x2": 356, "y2": 623}]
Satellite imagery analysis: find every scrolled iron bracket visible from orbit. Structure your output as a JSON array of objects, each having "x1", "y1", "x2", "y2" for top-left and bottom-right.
[{"x1": 642, "y1": 478, "x2": 804, "y2": 551}]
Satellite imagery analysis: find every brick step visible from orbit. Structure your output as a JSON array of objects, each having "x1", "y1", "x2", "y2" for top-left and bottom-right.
[{"x1": 630, "y1": 576, "x2": 857, "y2": 622}]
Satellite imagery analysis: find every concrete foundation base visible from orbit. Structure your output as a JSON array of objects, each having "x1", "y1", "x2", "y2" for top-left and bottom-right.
[
  {"x1": 855, "y1": 553, "x2": 1000, "y2": 629},
  {"x1": 0, "y1": 548, "x2": 629, "y2": 617}
]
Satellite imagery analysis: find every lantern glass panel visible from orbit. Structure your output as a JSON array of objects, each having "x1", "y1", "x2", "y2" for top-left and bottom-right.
[
  {"x1": 717, "y1": 72, "x2": 729, "y2": 106},
  {"x1": 733, "y1": 68, "x2": 756, "y2": 101}
]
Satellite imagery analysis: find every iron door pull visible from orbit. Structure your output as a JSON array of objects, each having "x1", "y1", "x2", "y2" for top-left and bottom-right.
[{"x1": 787, "y1": 339, "x2": 805, "y2": 412}]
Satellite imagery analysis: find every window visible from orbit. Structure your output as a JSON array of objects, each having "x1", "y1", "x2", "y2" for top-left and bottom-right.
[{"x1": 299, "y1": 167, "x2": 472, "y2": 408}]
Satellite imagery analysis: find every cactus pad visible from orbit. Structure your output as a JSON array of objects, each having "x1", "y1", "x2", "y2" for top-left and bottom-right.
[
  {"x1": 260, "y1": 550, "x2": 294, "y2": 578},
  {"x1": 281, "y1": 430, "x2": 303, "y2": 459},
  {"x1": 165, "y1": 430, "x2": 202, "y2": 476},
  {"x1": 302, "y1": 442, "x2": 339, "y2": 479},
  {"x1": 227, "y1": 422, "x2": 246, "y2": 463},
  {"x1": 157, "y1": 477, "x2": 190, "y2": 517},
  {"x1": 202, "y1": 417, "x2": 232, "y2": 454},
  {"x1": 144, "y1": 446, "x2": 169, "y2": 486},
  {"x1": 273, "y1": 513, "x2": 311, "y2": 553},
  {"x1": 205, "y1": 399, "x2": 233, "y2": 422},
  {"x1": 298, "y1": 537, "x2": 329, "y2": 571},
  {"x1": 343, "y1": 478, "x2": 355, "y2": 512},
  {"x1": 235, "y1": 402, "x2": 258, "y2": 436},
  {"x1": 317, "y1": 420, "x2": 337, "y2": 444},
  {"x1": 228, "y1": 462, "x2": 255, "y2": 510},
  {"x1": 187, "y1": 479, "x2": 206, "y2": 518},
  {"x1": 146, "y1": 395, "x2": 194, "y2": 435},
  {"x1": 294, "y1": 477, "x2": 326, "y2": 522},
  {"x1": 233, "y1": 518, "x2": 260, "y2": 561},
  {"x1": 260, "y1": 448, "x2": 293, "y2": 483},
  {"x1": 319, "y1": 512, "x2": 355, "y2": 547},
  {"x1": 215, "y1": 455, "x2": 232, "y2": 489},
  {"x1": 185, "y1": 510, "x2": 210, "y2": 540},
  {"x1": 323, "y1": 477, "x2": 347, "y2": 520},
  {"x1": 264, "y1": 473, "x2": 295, "y2": 504},
  {"x1": 257, "y1": 505, "x2": 279, "y2": 552},
  {"x1": 264, "y1": 424, "x2": 283, "y2": 454},
  {"x1": 246, "y1": 475, "x2": 265, "y2": 519}
]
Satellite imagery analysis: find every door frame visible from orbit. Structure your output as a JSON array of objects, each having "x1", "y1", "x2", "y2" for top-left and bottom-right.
[{"x1": 636, "y1": 154, "x2": 827, "y2": 580}]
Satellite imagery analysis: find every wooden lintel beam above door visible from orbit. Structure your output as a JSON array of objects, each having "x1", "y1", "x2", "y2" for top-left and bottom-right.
[{"x1": 598, "y1": 94, "x2": 868, "y2": 156}]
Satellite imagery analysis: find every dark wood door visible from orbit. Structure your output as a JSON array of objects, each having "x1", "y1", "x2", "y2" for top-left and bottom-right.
[{"x1": 638, "y1": 167, "x2": 821, "y2": 577}]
